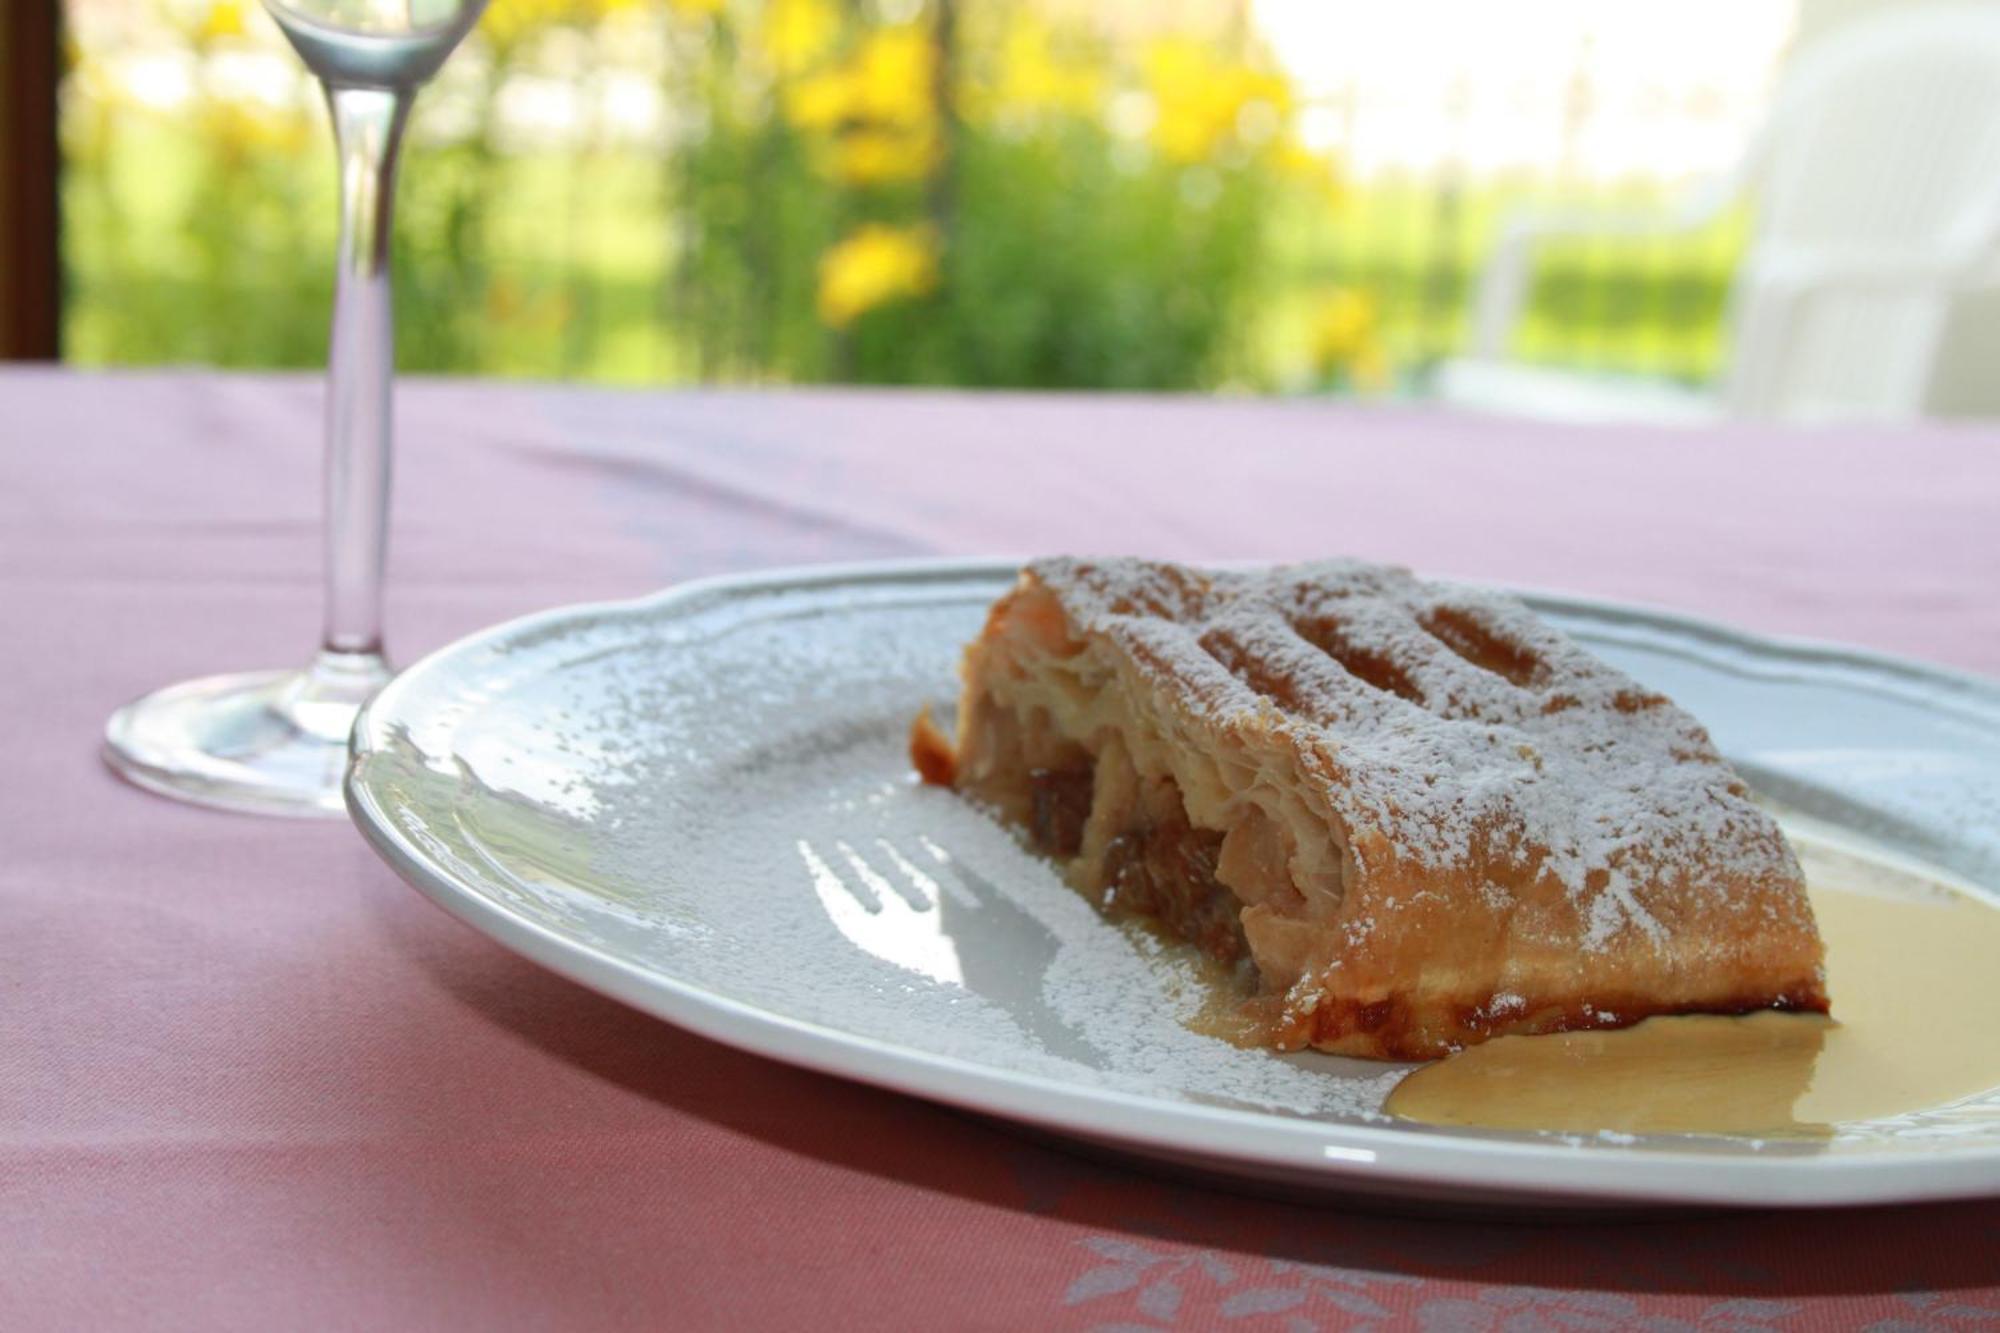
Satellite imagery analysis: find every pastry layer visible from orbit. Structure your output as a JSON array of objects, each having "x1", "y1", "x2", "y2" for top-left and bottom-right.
[{"x1": 917, "y1": 558, "x2": 1828, "y2": 1060}]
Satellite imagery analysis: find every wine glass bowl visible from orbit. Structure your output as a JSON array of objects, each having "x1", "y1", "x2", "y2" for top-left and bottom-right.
[
  {"x1": 265, "y1": 0, "x2": 487, "y2": 87},
  {"x1": 102, "y1": 0, "x2": 488, "y2": 817}
]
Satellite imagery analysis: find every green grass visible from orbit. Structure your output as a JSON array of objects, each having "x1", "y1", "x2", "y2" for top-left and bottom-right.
[
  {"x1": 1264, "y1": 178, "x2": 1746, "y2": 386},
  {"x1": 64, "y1": 110, "x2": 1747, "y2": 390}
]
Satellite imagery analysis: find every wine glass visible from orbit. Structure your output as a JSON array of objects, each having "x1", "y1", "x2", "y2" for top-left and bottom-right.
[{"x1": 103, "y1": 0, "x2": 489, "y2": 817}]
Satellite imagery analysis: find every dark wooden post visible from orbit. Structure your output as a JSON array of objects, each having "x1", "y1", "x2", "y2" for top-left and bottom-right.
[{"x1": 1, "y1": 0, "x2": 62, "y2": 360}]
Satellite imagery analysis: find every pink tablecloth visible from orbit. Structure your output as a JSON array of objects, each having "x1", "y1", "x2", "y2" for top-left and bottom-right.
[{"x1": 7, "y1": 368, "x2": 2000, "y2": 1329}]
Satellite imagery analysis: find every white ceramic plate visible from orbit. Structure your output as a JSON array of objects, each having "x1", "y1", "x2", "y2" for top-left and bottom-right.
[{"x1": 346, "y1": 560, "x2": 2000, "y2": 1211}]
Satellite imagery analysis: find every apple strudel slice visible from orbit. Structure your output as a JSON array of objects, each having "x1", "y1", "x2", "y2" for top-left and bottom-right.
[{"x1": 912, "y1": 558, "x2": 1827, "y2": 1060}]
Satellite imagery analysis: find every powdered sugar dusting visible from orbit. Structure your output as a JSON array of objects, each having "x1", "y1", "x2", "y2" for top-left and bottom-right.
[
  {"x1": 475, "y1": 577, "x2": 1411, "y2": 1120},
  {"x1": 355, "y1": 562, "x2": 2000, "y2": 1156},
  {"x1": 1031, "y1": 557, "x2": 1806, "y2": 950}
]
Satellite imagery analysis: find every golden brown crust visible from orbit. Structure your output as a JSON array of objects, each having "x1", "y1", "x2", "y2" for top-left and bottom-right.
[
  {"x1": 923, "y1": 557, "x2": 1828, "y2": 1061},
  {"x1": 1281, "y1": 981, "x2": 1829, "y2": 1060},
  {"x1": 909, "y1": 706, "x2": 957, "y2": 787}
]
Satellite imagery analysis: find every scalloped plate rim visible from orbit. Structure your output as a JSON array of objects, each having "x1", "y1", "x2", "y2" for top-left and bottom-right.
[{"x1": 346, "y1": 556, "x2": 2000, "y2": 1211}]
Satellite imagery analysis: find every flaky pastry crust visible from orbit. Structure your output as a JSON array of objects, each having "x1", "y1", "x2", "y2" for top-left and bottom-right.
[{"x1": 918, "y1": 557, "x2": 1828, "y2": 1060}]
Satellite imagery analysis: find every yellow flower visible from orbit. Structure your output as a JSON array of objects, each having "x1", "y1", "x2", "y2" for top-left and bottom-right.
[
  {"x1": 821, "y1": 129, "x2": 936, "y2": 185},
  {"x1": 784, "y1": 25, "x2": 933, "y2": 129},
  {"x1": 986, "y1": 19, "x2": 1103, "y2": 121},
  {"x1": 481, "y1": 0, "x2": 653, "y2": 55},
  {"x1": 785, "y1": 67, "x2": 856, "y2": 131},
  {"x1": 784, "y1": 24, "x2": 938, "y2": 184},
  {"x1": 761, "y1": 0, "x2": 838, "y2": 77},
  {"x1": 481, "y1": 0, "x2": 569, "y2": 52},
  {"x1": 850, "y1": 25, "x2": 934, "y2": 128},
  {"x1": 1307, "y1": 287, "x2": 1388, "y2": 388},
  {"x1": 1143, "y1": 39, "x2": 1291, "y2": 165},
  {"x1": 199, "y1": 0, "x2": 248, "y2": 41},
  {"x1": 817, "y1": 224, "x2": 938, "y2": 328}
]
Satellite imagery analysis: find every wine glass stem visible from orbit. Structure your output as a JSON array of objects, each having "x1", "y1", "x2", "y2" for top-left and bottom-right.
[{"x1": 321, "y1": 83, "x2": 413, "y2": 668}]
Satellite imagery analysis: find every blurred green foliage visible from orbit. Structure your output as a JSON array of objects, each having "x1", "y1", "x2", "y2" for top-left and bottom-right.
[{"x1": 62, "y1": 0, "x2": 1743, "y2": 391}]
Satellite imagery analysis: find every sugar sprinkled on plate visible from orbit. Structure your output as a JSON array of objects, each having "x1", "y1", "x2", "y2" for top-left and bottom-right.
[{"x1": 553, "y1": 588, "x2": 1411, "y2": 1120}]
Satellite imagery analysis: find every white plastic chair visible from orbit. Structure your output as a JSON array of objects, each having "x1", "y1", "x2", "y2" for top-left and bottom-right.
[{"x1": 1438, "y1": 3, "x2": 2000, "y2": 424}]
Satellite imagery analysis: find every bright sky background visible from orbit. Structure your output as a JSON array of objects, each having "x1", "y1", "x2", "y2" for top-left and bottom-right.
[
  {"x1": 84, "y1": 0, "x2": 1805, "y2": 184},
  {"x1": 1252, "y1": 0, "x2": 1801, "y2": 181}
]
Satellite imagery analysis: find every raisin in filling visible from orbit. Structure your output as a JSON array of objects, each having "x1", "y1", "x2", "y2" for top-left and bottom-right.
[
  {"x1": 1027, "y1": 763, "x2": 1094, "y2": 857},
  {"x1": 1103, "y1": 810, "x2": 1247, "y2": 965},
  {"x1": 1014, "y1": 749, "x2": 1249, "y2": 966}
]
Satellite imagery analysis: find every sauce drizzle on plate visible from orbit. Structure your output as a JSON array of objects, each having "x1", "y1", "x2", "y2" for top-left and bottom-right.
[{"x1": 1387, "y1": 826, "x2": 2000, "y2": 1136}]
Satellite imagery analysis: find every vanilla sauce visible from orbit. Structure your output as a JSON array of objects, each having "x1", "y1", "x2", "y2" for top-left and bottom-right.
[{"x1": 1385, "y1": 825, "x2": 2000, "y2": 1136}]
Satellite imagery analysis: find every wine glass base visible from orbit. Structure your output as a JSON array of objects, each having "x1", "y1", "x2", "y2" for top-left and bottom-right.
[{"x1": 103, "y1": 653, "x2": 393, "y2": 819}]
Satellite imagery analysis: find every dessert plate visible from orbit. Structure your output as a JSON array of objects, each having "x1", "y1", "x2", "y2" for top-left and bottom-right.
[{"x1": 346, "y1": 560, "x2": 2000, "y2": 1211}]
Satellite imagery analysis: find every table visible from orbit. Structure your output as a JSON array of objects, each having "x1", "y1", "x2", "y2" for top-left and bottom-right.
[{"x1": 7, "y1": 368, "x2": 2000, "y2": 1329}]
